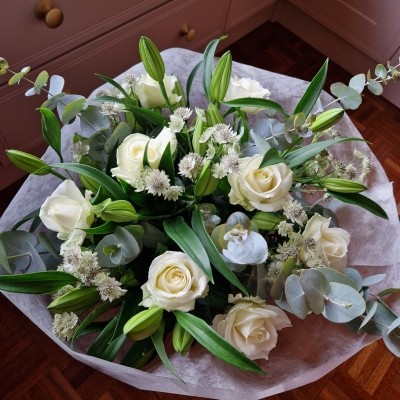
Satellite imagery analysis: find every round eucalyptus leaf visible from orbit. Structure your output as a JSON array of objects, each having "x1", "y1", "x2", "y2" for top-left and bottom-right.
[
  {"x1": 348, "y1": 73, "x2": 366, "y2": 93},
  {"x1": 330, "y1": 82, "x2": 362, "y2": 110},
  {"x1": 375, "y1": 64, "x2": 387, "y2": 79},
  {"x1": 285, "y1": 274, "x2": 309, "y2": 319},
  {"x1": 300, "y1": 269, "x2": 329, "y2": 315},
  {"x1": 371, "y1": 301, "x2": 398, "y2": 327},
  {"x1": 344, "y1": 268, "x2": 363, "y2": 291},
  {"x1": 322, "y1": 282, "x2": 366, "y2": 323},
  {"x1": 382, "y1": 328, "x2": 400, "y2": 357},
  {"x1": 48, "y1": 75, "x2": 65, "y2": 96},
  {"x1": 367, "y1": 79, "x2": 383, "y2": 95},
  {"x1": 362, "y1": 273, "x2": 386, "y2": 288},
  {"x1": 316, "y1": 267, "x2": 358, "y2": 290},
  {"x1": 358, "y1": 301, "x2": 377, "y2": 331}
]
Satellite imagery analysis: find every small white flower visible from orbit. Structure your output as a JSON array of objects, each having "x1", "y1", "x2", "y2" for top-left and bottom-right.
[
  {"x1": 282, "y1": 199, "x2": 308, "y2": 227},
  {"x1": 145, "y1": 169, "x2": 170, "y2": 196},
  {"x1": 220, "y1": 149, "x2": 240, "y2": 174},
  {"x1": 100, "y1": 102, "x2": 120, "y2": 116},
  {"x1": 169, "y1": 114, "x2": 185, "y2": 133},
  {"x1": 93, "y1": 272, "x2": 127, "y2": 302},
  {"x1": 72, "y1": 141, "x2": 90, "y2": 163},
  {"x1": 52, "y1": 312, "x2": 79, "y2": 341},
  {"x1": 213, "y1": 124, "x2": 236, "y2": 144},
  {"x1": 178, "y1": 153, "x2": 204, "y2": 179},
  {"x1": 195, "y1": 107, "x2": 206, "y2": 122},
  {"x1": 277, "y1": 221, "x2": 294, "y2": 237},
  {"x1": 164, "y1": 185, "x2": 184, "y2": 201},
  {"x1": 211, "y1": 163, "x2": 227, "y2": 179},
  {"x1": 173, "y1": 107, "x2": 192, "y2": 120}
]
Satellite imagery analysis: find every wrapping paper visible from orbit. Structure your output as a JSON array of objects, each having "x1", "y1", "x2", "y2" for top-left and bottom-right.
[{"x1": 1, "y1": 48, "x2": 400, "y2": 399}]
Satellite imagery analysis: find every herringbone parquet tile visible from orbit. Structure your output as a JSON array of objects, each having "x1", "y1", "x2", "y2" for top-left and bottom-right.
[{"x1": 1, "y1": 22, "x2": 400, "y2": 400}]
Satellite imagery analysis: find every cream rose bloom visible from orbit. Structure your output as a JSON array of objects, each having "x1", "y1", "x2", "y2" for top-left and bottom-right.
[
  {"x1": 111, "y1": 127, "x2": 177, "y2": 186},
  {"x1": 140, "y1": 251, "x2": 209, "y2": 312},
  {"x1": 228, "y1": 155, "x2": 293, "y2": 212},
  {"x1": 136, "y1": 73, "x2": 180, "y2": 108},
  {"x1": 224, "y1": 75, "x2": 271, "y2": 114},
  {"x1": 39, "y1": 180, "x2": 93, "y2": 238},
  {"x1": 300, "y1": 214, "x2": 350, "y2": 272},
  {"x1": 213, "y1": 295, "x2": 291, "y2": 361}
]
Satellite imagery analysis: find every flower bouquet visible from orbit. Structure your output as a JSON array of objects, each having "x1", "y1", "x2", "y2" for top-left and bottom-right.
[{"x1": 1, "y1": 37, "x2": 400, "y2": 399}]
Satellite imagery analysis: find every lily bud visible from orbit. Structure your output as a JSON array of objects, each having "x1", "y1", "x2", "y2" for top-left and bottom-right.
[
  {"x1": 172, "y1": 322, "x2": 194, "y2": 355},
  {"x1": 310, "y1": 108, "x2": 344, "y2": 132},
  {"x1": 251, "y1": 211, "x2": 282, "y2": 231},
  {"x1": 100, "y1": 200, "x2": 138, "y2": 223},
  {"x1": 47, "y1": 287, "x2": 99, "y2": 313},
  {"x1": 138, "y1": 36, "x2": 165, "y2": 82},
  {"x1": 6, "y1": 150, "x2": 50, "y2": 175},
  {"x1": 210, "y1": 51, "x2": 232, "y2": 102},
  {"x1": 194, "y1": 160, "x2": 219, "y2": 196},
  {"x1": 192, "y1": 116, "x2": 207, "y2": 156},
  {"x1": 80, "y1": 174, "x2": 101, "y2": 193},
  {"x1": 319, "y1": 177, "x2": 367, "y2": 193},
  {"x1": 123, "y1": 307, "x2": 163, "y2": 341},
  {"x1": 0, "y1": 57, "x2": 9, "y2": 75},
  {"x1": 206, "y1": 103, "x2": 225, "y2": 126}
]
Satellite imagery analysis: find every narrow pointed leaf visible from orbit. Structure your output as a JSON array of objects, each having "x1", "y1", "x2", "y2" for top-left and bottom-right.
[
  {"x1": 0, "y1": 271, "x2": 79, "y2": 294},
  {"x1": 62, "y1": 97, "x2": 87, "y2": 124},
  {"x1": 174, "y1": 311, "x2": 265, "y2": 374},
  {"x1": 163, "y1": 217, "x2": 213, "y2": 283},
  {"x1": 38, "y1": 108, "x2": 62, "y2": 160},
  {"x1": 221, "y1": 98, "x2": 287, "y2": 116},
  {"x1": 294, "y1": 59, "x2": 328, "y2": 115},
  {"x1": 259, "y1": 147, "x2": 285, "y2": 168},
  {"x1": 191, "y1": 208, "x2": 248, "y2": 295},
  {"x1": 0, "y1": 240, "x2": 12, "y2": 274},
  {"x1": 358, "y1": 301, "x2": 378, "y2": 331},
  {"x1": 158, "y1": 142, "x2": 175, "y2": 184}
]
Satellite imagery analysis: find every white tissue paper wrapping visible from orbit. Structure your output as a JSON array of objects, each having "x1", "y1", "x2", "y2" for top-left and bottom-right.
[{"x1": 1, "y1": 49, "x2": 399, "y2": 400}]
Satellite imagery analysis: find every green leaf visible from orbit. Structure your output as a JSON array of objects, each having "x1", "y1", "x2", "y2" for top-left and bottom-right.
[
  {"x1": 82, "y1": 221, "x2": 117, "y2": 235},
  {"x1": 327, "y1": 191, "x2": 388, "y2": 219},
  {"x1": 38, "y1": 108, "x2": 62, "y2": 160},
  {"x1": 270, "y1": 257, "x2": 296, "y2": 300},
  {"x1": 121, "y1": 337, "x2": 154, "y2": 368},
  {"x1": 300, "y1": 269, "x2": 329, "y2": 314},
  {"x1": 95, "y1": 74, "x2": 131, "y2": 99},
  {"x1": 186, "y1": 61, "x2": 202, "y2": 108},
  {"x1": 0, "y1": 240, "x2": 12, "y2": 274},
  {"x1": 221, "y1": 98, "x2": 287, "y2": 116},
  {"x1": 61, "y1": 97, "x2": 87, "y2": 124},
  {"x1": 174, "y1": 311, "x2": 265, "y2": 374},
  {"x1": 124, "y1": 105, "x2": 167, "y2": 126},
  {"x1": 378, "y1": 287, "x2": 400, "y2": 297},
  {"x1": 158, "y1": 142, "x2": 175, "y2": 184},
  {"x1": 0, "y1": 271, "x2": 79, "y2": 294},
  {"x1": 284, "y1": 137, "x2": 364, "y2": 168},
  {"x1": 151, "y1": 320, "x2": 183, "y2": 382},
  {"x1": 322, "y1": 282, "x2": 366, "y2": 323},
  {"x1": 163, "y1": 217, "x2": 213, "y2": 283},
  {"x1": 284, "y1": 274, "x2": 309, "y2": 319},
  {"x1": 358, "y1": 301, "x2": 378, "y2": 331},
  {"x1": 259, "y1": 147, "x2": 285, "y2": 168},
  {"x1": 34, "y1": 70, "x2": 49, "y2": 95},
  {"x1": 202, "y1": 36, "x2": 227, "y2": 102},
  {"x1": 51, "y1": 163, "x2": 127, "y2": 200},
  {"x1": 294, "y1": 59, "x2": 328, "y2": 116},
  {"x1": 330, "y1": 82, "x2": 362, "y2": 109},
  {"x1": 191, "y1": 208, "x2": 248, "y2": 295},
  {"x1": 11, "y1": 208, "x2": 40, "y2": 230}
]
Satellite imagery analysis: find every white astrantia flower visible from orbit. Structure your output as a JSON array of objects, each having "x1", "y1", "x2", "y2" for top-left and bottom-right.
[
  {"x1": 52, "y1": 312, "x2": 79, "y2": 341},
  {"x1": 178, "y1": 153, "x2": 204, "y2": 179},
  {"x1": 173, "y1": 107, "x2": 192, "y2": 120},
  {"x1": 163, "y1": 185, "x2": 184, "y2": 201},
  {"x1": 72, "y1": 141, "x2": 90, "y2": 163},
  {"x1": 282, "y1": 198, "x2": 308, "y2": 227},
  {"x1": 52, "y1": 284, "x2": 76, "y2": 300},
  {"x1": 145, "y1": 169, "x2": 170, "y2": 196},
  {"x1": 169, "y1": 114, "x2": 185, "y2": 133},
  {"x1": 93, "y1": 272, "x2": 127, "y2": 302},
  {"x1": 195, "y1": 107, "x2": 206, "y2": 122},
  {"x1": 277, "y1": 220, "x2": 294, "y2": 237}
]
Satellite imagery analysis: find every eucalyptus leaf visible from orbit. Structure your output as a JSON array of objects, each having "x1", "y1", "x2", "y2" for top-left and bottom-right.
[
  {"x1": 270, "y1": 257, "x2": 295, "y2": 300},
  {"x1": 330, "y1": 82, "x2": 362, "y2": 109},
  {"x1": 358, "y1": 301, "x2": 378, "y2": 331},
  {"x1": 362, "y1": 273, "x2": 386, "y2": 287},
  {"x1": 41, "y1": 93, "x2": 66, "y2": 110},
  {"x1": 367, "y1": 79, "x2": 383, "y2": 95},
  {"x1": 105, "y1": 122, "x2": 131, "y2": 153},
  {"x1": 0, "y1": 240, "x2": 12, "y2": 274},
  {"x1": 382, "y1": 328, "x2": 400, "y2": 357},
  {"x1": 316, "y1": 267, "x2": 358, "y2": 290},
  {"x1": 34, "y1": 70, "x2": 49, "y2": 95},
  {"x1": 344, "y1": 268, "x2": 363, "y2": 291},
  {"x1": 387, "y1": 316, "x2": 400, "y2": 335},
  {"x1": 284, "y1": 274, "x2": 309, "y2": 319},
  {"x1": 174, "y1": 311, "x2": 265, "y2": 374},
  {"x1": 348, "y1": 73, "x2": 366, "y2": 93},
  {"x1": 300, "y1": 269, "x2": 329, "y2": 314},
  {"x1": 48, "y1": 75, "x2": 65, "y2": 96},
  {"x1": 80, "y1": 105, "x2": 111, "y2": 137},
  {"x1": 164, "y1": 216, "x2": 213, "y2": 283},
  {"x1": 322, "y1": 282, "x2": 366, "y2": 323},
  {"x1": 62, "y1": 97, "x2": 87, "y2": 124},
  {"x1": 375, "y1": 64, "x2": 387, "y2": 79}
]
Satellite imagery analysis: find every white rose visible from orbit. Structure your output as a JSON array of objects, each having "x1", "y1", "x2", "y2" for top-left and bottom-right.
[
  {"x1": 213, "y1": 295, "x2": 291, "y2": 361},
  {"x1": 228, "y1": 155, "x2": 293, "y2": 212},
  {"x1": 300, "y1": 214, "x2": 350, "y2": 272},
  {"x1": 136, "y1": 73, "x2": 180, "y2": 108},
  {"x1": 39, "y1": 180, "x2": 93, "y2": 237},
  {"x1": 224, "y1": 75, "x2": 271, "y2": 114},
  {"x1": 111, "y1": 127, "x2": 177, "y2": 186},
  {"x1": 140, "y1": 251, "x2": 209, "y2": 312}
]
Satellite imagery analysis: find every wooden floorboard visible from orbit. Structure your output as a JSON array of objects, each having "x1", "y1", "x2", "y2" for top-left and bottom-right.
[{"x1": 1, "y1": 21, "x2": 400, "y2": 399}]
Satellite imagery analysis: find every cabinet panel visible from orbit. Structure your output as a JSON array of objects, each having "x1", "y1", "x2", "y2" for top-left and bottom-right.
[
  {"x1": 0, "y1": 0, "x2": 229, "y2": 190},
  {"x1": 289, "y1": 0, "x2": 400, "y2": 62},
  {"x1": 0, "y1": 0, "x2": 169, "y2": 86}
]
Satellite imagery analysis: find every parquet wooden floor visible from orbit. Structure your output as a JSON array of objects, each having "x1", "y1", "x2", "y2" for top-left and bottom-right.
[{"x1": 1, "y1": 22, "x2": 400, "y2": 400}]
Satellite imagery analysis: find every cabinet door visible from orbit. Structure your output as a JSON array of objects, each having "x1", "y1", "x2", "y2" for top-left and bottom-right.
[{"x1": 289, "y1": 0, "x2": 400, "y2": 62}]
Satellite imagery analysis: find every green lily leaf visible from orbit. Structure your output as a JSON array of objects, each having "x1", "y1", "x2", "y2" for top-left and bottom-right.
[
  {"x1": 164, "y1": 216, "x2": 213, "y2": 283},
  {"x1": 294, "y1": 59, "x2": 328, "y2": 116},
  {"x1": 221, "y1": 98, "x2": 287, "y2": 116},
  {"x1": 0, "y1": 271, "x2": 79, "y2": 294},
  {"x1": 158, "y1": 142, "x2": 175, "y2": 184},
  {"x1": 259, "y1": 147, "x2": 286, "y2": 168},
  {"x1": 38, "y1": 108, "x2": 62, "y2": 161},
  {"x1": 174, "y1": 311, "x2": 265, "y2": 374}
]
